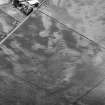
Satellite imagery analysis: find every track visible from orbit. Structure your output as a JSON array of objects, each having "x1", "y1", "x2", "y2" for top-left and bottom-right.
[{"x1": 0, "y1": 0, "x2": 47, "y2": 45}]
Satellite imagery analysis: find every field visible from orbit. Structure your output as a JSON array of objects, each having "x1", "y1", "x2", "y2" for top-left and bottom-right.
[{"x1": 0, "y1": 0, "x2": 105, "y2": 105}]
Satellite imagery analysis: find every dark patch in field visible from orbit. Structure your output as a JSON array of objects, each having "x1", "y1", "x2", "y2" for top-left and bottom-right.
[{"x1": 62, "y1": 30, "x2": 77, "y2": 49}]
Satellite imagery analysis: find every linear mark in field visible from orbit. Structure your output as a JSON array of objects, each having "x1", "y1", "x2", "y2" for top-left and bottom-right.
[{"x1": 0, "y1": 0, "x2": 47, "y2": 45}]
